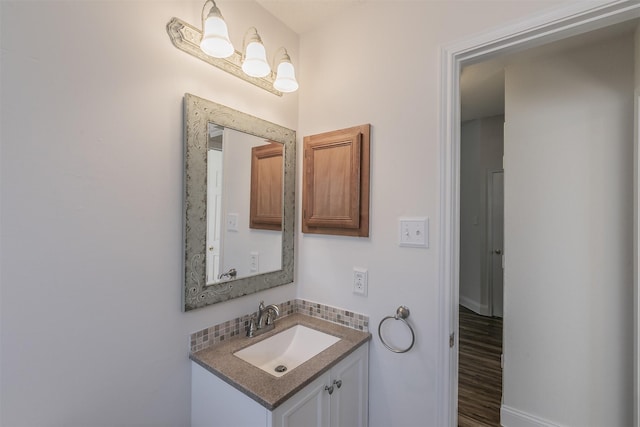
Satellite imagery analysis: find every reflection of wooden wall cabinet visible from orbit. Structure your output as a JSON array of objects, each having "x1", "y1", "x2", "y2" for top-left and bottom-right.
[
  {"x1": 250, "y1": 142, "x2": 283, "y2": 231},
  {"x1": 302, "y1": 124, "x2": 370, "y2": 237}
]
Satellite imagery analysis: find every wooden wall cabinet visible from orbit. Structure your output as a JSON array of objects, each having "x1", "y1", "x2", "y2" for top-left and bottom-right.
[
  {"x1": 302, "y1": 124, "x2": 370, "y2": 237},
  {"x1": 250, "y1": 142, "x2": 283, "y2": 231}
]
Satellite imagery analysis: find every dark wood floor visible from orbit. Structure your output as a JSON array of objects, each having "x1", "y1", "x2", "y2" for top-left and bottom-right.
[{"x1": 458, "y1": 306, "x2": 503, "y2": 427}]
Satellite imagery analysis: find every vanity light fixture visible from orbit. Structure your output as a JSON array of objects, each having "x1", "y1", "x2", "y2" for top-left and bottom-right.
[
  {"x1": 199, "y1": 0, "x2": 234, "y2": 58},
  {"x1": 273, "y1": 48, "x2": 299, "y2": 93},
  {"x1": 166, "y1": 1, "x2": 298, "y2": 96},
  {"x1": 241, "y1": 28, "x2": 271, "y2": 78}
]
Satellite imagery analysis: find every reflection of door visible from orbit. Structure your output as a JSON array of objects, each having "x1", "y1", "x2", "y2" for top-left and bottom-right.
[
  {"x1": 488, "y1": 170, "x2": 504, "y2": 318},
  {"x1": 206, "y1": 149, "x2": 223, "y2": 283}
]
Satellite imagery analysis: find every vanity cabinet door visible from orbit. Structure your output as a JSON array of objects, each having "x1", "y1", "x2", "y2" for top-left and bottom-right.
[
  {"x1": 330, "y1": 344, "x2": 369, "y2": 427},
  {"x1": 270, "y1": 373, "x2": 331, "y2": 427},
  {"x1": 271, "y1": 343, "x2": 369, "y2": 427}
]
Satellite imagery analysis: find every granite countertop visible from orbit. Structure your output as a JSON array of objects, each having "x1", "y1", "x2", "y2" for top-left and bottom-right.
[{"x1": 190, "y1": 313, "x2": 371, "y2": 410}]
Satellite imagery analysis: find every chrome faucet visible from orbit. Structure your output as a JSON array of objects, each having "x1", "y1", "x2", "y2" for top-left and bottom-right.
[
  {"x1": 246, "y1": 301, "x2": 280, "y2": 337},
  {"x1": 258, "y1": 301, "x2": 280, "y2": 328}
]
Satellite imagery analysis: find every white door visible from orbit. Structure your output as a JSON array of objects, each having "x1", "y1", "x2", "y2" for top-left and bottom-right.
[
  {"x1": 489, "y1": 170, "x2": 504, "y2": 318},
  {"x1": 206, "y1": 149, "x2": 223, "y2": 284}
]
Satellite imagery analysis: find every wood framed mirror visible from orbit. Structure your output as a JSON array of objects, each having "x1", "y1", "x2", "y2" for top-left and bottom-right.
[{"x1": 183, "y1": 93, "x2": 295, "y2": 311}]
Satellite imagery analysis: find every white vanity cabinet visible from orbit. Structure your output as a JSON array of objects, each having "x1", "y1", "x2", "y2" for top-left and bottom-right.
[
  {"x1": 272, "y1": 343, "x2": 368, "y2": 427},
  {"x1": 191, "y1": 343, "x2": 369, "y2": 427}
]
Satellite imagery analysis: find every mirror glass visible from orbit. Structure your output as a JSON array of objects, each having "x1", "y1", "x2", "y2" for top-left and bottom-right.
[
  {"x1": 206, "y1": 124, "x2": 282, "y2": 283},
  {"x1": 183, "y1": 94, "x2": 295, "y2": 311}
]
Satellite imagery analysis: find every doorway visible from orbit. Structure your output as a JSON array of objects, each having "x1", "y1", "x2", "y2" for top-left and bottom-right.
[
  {"x1": 440, "y1": 3, "x2": 640, "y2": 427},
  {"x1": 458, "y1": 111, "x2": 504, "y2": 426}
]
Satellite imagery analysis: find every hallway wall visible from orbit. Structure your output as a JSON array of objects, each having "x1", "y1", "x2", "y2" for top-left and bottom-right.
[
  {"x1": 460, "y1": 115, "x2": 504, "y2": 315},
  {"x1": 503, "y1": 33, "x2": 634, "y2": 426}
]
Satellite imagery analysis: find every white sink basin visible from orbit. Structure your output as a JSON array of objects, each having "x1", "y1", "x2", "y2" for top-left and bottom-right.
[{"x1": 234, "y1": 325, "x2": 341, "y2": 377}]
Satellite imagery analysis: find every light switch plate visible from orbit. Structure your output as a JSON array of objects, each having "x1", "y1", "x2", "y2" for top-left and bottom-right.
[
  {"x1": 227, "y1": 213, "x2": 239, "y2": 231},
  {"x1": 399, "y1": 217, "x2": 429, "y2": 248}
]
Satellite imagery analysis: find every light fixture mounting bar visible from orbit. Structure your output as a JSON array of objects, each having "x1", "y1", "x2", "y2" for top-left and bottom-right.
[{"x1": 167, "y1": 17, "x2": 283, "y2": 97}]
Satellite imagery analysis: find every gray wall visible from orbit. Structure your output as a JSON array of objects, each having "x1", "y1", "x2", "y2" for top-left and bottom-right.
[{"x1": 0, "y1": 2, "x2": 298, "y2": 425}]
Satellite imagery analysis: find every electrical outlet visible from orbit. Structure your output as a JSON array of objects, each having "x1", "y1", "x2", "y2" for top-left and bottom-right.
[
  {"x1": 353, "y1": 268, "x2": 368, "y2": 296},
  {"x1": 249, "y1": 252, "x2": 259, "y2": 273}
]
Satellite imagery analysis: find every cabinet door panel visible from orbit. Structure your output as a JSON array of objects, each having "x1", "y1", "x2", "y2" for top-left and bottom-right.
[
  {"x1": 305, "y1": 134, "x2": 361, "y2": 228},
  {"x1": 331, "y1": 346, "x2": 369, "y2": 427},
  {"x1": 271, "y1": 373, "x2": 331, "y2": 427},
  {"x1": 302, "y1": 124, "x2": 370, "y2": 237}
]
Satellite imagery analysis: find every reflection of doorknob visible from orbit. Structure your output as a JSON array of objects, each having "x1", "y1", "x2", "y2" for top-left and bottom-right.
[{"x1": 494, "y1": 249, "x2": 502, "y2": 254}]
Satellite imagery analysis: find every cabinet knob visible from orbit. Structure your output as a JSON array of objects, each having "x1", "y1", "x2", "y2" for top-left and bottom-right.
[
  {"x1": 325, "y1": 385, "x2": 334, "y2": 395},
  {"x1": 333, "y1": 379, "x2": 342, "y2": 389}
]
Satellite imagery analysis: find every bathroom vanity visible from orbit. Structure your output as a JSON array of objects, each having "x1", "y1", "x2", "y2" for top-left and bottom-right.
[
  {"x1": 190, "y1": 314, "x2": 370, "y2": 427},
  {"x1": 183, "y1": 95, "x2": 371, "y2": 426}
]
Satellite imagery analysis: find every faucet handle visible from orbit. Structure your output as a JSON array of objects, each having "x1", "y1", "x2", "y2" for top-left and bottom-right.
[
  {"x1": 266, "y1": 311, "x2": 275, "y2": 326},
  {"x1": 246, "y1": 315, "x2": 257, "y2": 337}
]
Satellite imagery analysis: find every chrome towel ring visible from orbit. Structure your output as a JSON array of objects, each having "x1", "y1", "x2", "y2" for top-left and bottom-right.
[{"x1": 378, "y1": 306, "x2": 415, "y2": 353}]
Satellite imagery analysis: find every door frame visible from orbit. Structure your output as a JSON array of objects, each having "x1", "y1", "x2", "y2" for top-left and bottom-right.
[
  {"x1": 437, "y1": 2, "x2": 640, "y2": 426},
  {"x1": 486, "y1": 169, "x2": 504, "y2": 318},
  {"x1": 206, "y1": 148, "x2": 224, "y2": 284}
]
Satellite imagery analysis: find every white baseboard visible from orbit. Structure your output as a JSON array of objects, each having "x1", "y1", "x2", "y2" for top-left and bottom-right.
[
  {"x1": 459, "y1": 295, "x2": 489, "y2": 316},
  {"x1": 501, "y1": 405, "x2": 562, "y2": 427}
]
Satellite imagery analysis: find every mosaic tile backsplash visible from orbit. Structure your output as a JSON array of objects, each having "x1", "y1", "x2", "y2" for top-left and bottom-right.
[{"x1": 190, "y1": 299, "x2": 369, "y2": 353}]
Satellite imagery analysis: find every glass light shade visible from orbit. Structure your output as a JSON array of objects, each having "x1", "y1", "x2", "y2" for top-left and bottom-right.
[
  {"x1": 274, "y1": 61, "x2": 299, "y2": 93},
  {"x1": 242, "y1": 42, "x2": 270, "y2": 77},
  {"x1": 200, "y1": 12, "x2": 234, "y2": 58}
]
